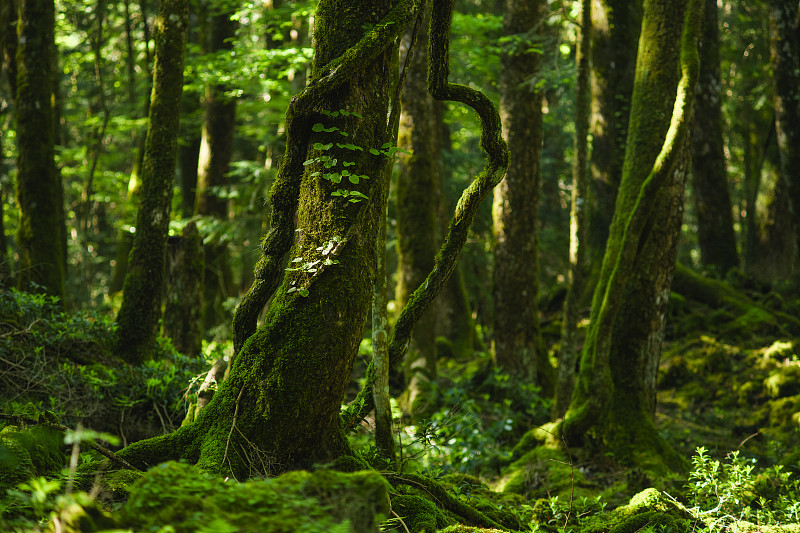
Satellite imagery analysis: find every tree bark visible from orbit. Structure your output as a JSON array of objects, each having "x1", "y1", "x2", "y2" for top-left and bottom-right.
[
  {"x1": 691, "y1": 0, "x2": 738, "y2": 274},
  {"x1": 115, "y1": 0, "x2": 189, "y2": 364},
  {"x1": 15, "y1": 0, "x2": 65, "y2": 300},
  {"x1": 768, "y1": 0, "x2": 800, "y2": 273},
  {"x1": 560, "y1": 0, "x2": 703, "y2": 471},
  {"x1": 492, "y1": 0, "x2": 553, "y2": 391}
]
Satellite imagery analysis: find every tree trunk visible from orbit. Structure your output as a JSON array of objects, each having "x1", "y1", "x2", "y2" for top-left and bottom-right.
[
  {"x1": 691, "y1": 0, "x2": 738, "y2": 274},
  {"x1": 555, "y1": 0, "x2": 591, "y2": 419},
  {"x1": 560, "y1": 0, "x2": 703, "y2": 471},
  {"x1": 115, "y1": 0, "x2": 189, "y2": 364},
  {"x1": 116, "y1": 0, "x2": 507, "y2": 479},
  {"x1": 0, "y1": 0, "x2": 11, "y2": 286},
  {"x1": 163, "y1": 221, "x2": 204, "y2": 356},
  {"x1": 747, "y1": 138, "x2": 795, "y2": 282},
  {"x1": 395, "y1": 2, "x2": 441, "y2": 416},
  {"x1": 587, "y1": 0, "x2": 642, "y2": 260},
  {"x1": 492, "y1": 0, "x2": 552, "y2": 391},
  {"x1": 196, "y1": 5, "x2": 238, "y2": 334},
  {"x1": 768, "y1": 0, "x2": 800, "y2": 272},
  {"x1": 109, "y1": 0, "x2": 153, "y2": 294},
  {"x1": 15, "y1": 0, "x2": 65, "y2": 300}
]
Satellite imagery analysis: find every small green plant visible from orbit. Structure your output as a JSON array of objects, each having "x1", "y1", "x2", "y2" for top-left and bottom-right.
[{"x1": 666, "y1": 446, "x2": 800, "y2": 532}]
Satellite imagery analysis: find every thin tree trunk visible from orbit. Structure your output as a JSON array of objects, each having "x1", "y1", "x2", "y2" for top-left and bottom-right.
[
  {"x1": 691, "y1": 0, "x2": 738, "y2": 274},
  {"x1": 195, "y1": 4, "x2": 238, "y2": 333},
  {"x1": 163, "y1": 221, "x2": 204, "y2": 356},
  {"x1": 395, "y1": 2, "x2": 441, "y2": 416},
  {"x1": 15, "y1": 0, "x2": 65, "y2": 299},
  {"x1": 555, "y1": 0, "x2": 591, "y2": 419},
  {"x1": 492, "y1": 0, "x2": 552, "y2": 391},
  {"x1": 768, "y1": 0, "x2": 800, "y2": 272},
  {"x1": 115, "y1": 0, "x2": 189, "y2": 364}
]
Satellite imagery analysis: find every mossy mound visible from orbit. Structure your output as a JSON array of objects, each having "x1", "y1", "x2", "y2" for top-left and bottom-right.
[
  {"x1": 0, "y1": 425, "x2": 66, "y2": 494},
  {"x1": 497, "y1": 441, "x2": 593, "y2": 501},
  {"x1": 120, "y1": 461, "x2": 390, "y2": 533}
]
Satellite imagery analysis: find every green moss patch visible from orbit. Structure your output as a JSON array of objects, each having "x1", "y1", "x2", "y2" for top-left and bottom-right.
[{"x1": 120, "y1": 462, "x2": 389, "y2": 533}]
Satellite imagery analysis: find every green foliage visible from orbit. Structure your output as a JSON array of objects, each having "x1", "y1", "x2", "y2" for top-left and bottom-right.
[
  {"x1": 392, "y1": 366, "x2": 550, "y2": 477},
  {"x1": 0, "y1": 288, "x2": 208, "y2": 442},
  {"x1": 675, "y1": 446, "x2": 800, "y2": 532}
]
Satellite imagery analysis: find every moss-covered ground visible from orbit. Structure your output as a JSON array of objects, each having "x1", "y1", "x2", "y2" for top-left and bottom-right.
[{"x1": 3, "y1": 270, "x2": 800, "y2": 532}]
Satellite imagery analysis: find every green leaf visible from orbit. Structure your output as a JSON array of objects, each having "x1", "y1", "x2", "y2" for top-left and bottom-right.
[
  {"x1": 348, "y1": 175, "x2": 359, "y2": 184},
  {"x1": 298, "y1": 288, "x2": 309, "y2": 297},
  {"x1": 312, "y1": 123, "x2": 326, "y2": 132}
]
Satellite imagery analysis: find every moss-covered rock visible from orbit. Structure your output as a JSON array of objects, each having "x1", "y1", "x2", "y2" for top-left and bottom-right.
[{"x1": 120, "y1": 461, "x2": 390, "y2": 533}]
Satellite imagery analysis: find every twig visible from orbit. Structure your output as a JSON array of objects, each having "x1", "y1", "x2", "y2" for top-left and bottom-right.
[{"x1": 222, "y1": 386, "x2": 245, "y2": 480}]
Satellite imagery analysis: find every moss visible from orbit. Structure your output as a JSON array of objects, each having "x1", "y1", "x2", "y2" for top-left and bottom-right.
[
  {"x1": 332, "y1": 453, "x2": 370, "y2": 472},
  {"x1": 0, "y1": 425, "x2": 65, "y2": 493},
  {"x1": 580, "y1": 489, "x2": 685, "y2": 533},
  {"x1": 498, "y1": 445, "x2": 589, "y2": 500},
  {"x1": 99, "y1": 468, "x2": 144, "y2": 497},
  {"x1": 391, "y1": 494, "x2": 451, "y2": 532},
  {"x1": 121, "y1": 462, "x2": 390, "y2": 533}
]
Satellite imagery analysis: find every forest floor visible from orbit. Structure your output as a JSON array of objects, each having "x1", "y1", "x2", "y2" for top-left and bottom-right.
[{"x1": 2, "y1": 267, "x2": 800, "y2": 532}]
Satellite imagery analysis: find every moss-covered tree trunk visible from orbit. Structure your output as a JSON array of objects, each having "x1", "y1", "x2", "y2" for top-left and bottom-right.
[
  {"x1": 586, "y1": 0, "x2": 641, "y2": 261},
  {"x1": 560, "y1": 0, "x2": 703, "y2": 470},
  {"x1": 115, "y1": 0, "x2": 188, "y2": 364},
  {"x1": 492, "y1": 0, "x2": 552, "y2": 391},
  {"x1": 118, "y1": 0, "x2": 421, "y2": 479},
  {"x1": 14, "y1": 0, "x2": 65, "y2": 300},
  {"x1": 196, "y1": 4, "x2": 237, "y2": 333},
  {"x1": 768, "y1": 0, "x2": 800, "y2": 272},
  {"x1": 691, "y1": 0, "x2": 738, "y2": 275},
  {"x1": 395, "y1": 3, "x2": 441, "y2": 416},
  {"x1": 555, "y1": 0, "x2": 591, "y2": 419}
]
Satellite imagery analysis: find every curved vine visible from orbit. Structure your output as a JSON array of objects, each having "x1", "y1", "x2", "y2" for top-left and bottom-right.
[{"x1": 347, "y1": 0, "x2": 508, "y2": 427}]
